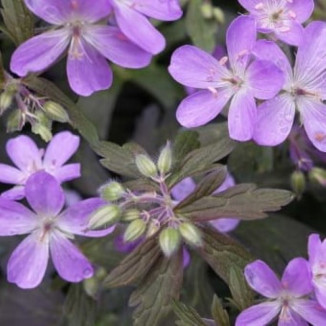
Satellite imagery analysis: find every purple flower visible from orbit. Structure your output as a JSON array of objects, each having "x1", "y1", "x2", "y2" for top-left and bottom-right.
[
  {"x1": 168, "y1": 16, "x2": 284, "y2": 141},
  {"x1": 239, "y1": 0, "x2": 314, "y2": 46},
  {"x1": 10, "y1": 0, "x2": 152, "y2": 96},
  {"x1": 236, "y1": 259, "x2": 326, "y2": 326},
  {"x1": 308, "y1": 234, "x2": 326, "y2": 309},
  {"x1": 0, "y1": 171, "x2": 114, "y2": 289},
  {"x1": 0, "y1": 131, "x2": 80, "y2": 200},
  {"x1": 171, "y1": 173, "x2": 240, "y2": 233},
  {"x1": 253, "y1": 22, "x2": 326, "y2": 152},
  {"x1": 109, "y1": 0, "x2": 182, "y2": 54}
]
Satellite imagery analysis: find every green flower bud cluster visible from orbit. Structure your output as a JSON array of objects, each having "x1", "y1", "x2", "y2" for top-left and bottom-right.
[
  {"x1": 89, "y1": 205, "x2": 121, "y2": 229},
  {"x1": 43, "y1": 101, "x2": 69, "y2": 123}
]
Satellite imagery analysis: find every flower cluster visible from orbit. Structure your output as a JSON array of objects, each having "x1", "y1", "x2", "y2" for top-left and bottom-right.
[
  {"x1": 0, "y1": 132, "x2": 114, "y2": 288},
  {"x1": 9, "y1": 0, "x2": 182, "y2": 96},
  {"x1": 236, "y1": 234, "x2": 326, "y2": 326},
  {"x1": 169, "y1": 0, "x2": 326, "y2": 153}
]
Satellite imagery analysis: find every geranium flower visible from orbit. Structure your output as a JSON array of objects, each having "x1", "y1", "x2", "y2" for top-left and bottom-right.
[
  {"x1": 109, "y1": 0, "x2": 182, "y2": 54},
  {"x1": 0, "y1": 131, "x2": 80, "y2": 200},
  {"x1": 169, "y1": 16, "x2": 284, "y2": 141},
  {"x1": 10, "y1": 0, "x2": 152, "y2": 96},
  {"x1": 239, "y1": 0, "x2": 314, "y2": 46},
  {"x1": 236, "y1": 258, "x2": 326, "y2": 325},
  {"x1": 0, "y1": 171, "x2": 114, "y2": 289},
  {"x1": 252, "y1": 22, "x2": 326, "y2": 152}
]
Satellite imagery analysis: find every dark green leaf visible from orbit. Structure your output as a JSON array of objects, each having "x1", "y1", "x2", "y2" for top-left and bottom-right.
[
  {"x1": 104, "y1": 237, "x2": 161, "y2": 288},
  {"x1": 1, "y1": 0, "x2": 34, "y2": 45},
  {"x1": 129, "y1": 250, "x2": 183, "y2": 326},
  {"x1": 185, "y1": 0, "x2": 218, "y2": 52},
  {"x1": 64, "y1": 284, "x2": 97, "y2": 326},
  {"x1": 172, "y1": 301, "x2": 207, "y2": 326},
  {"x1": 178, "y1": 185, "x2": 294, "y2": 221},
  {"x1": 175, "y1": 167, "x2": 227, "y2": 209},
  {"x1": 211, "y1": 295, "x2": 230, "y2": 326}
]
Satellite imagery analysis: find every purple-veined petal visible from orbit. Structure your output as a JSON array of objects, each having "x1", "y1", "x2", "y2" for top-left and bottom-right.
[
  {"x1": 247, "y1": 59, "x2": 285, "y2": 100},
  {"x1": 132, "y1": 0, "x2": 182, "y2": 21},
  {"x1": 176, "y1": 89, "x2": 232, "y2": 128},
  {"x1": 1, "y1": 186, "x2": 25, "y2": 201},
  {"x1": 253, "y1": 40, "x2": 292, "y2": 87},
  {"x1": 308, "y1": 233, "x2": 322, "y2": 264},
  {"x1": 57, "y1": 198, "x2": 114, "y2": 237},
  {"x1": 299, "y1": 98, "x2": 326, "y2": 152},
  {"x1": 244, "y1": 260, "x2": 282, "y2": 298},
  {"x1": 24, "y1": 0, "x2": 71, "y2": 24},
  {"x1": 235, "y1": 301, "x2": 281, "y2": 326},
  {"x1": 228, "y1": 89, "x2": 256, "y2": 141},
  {"x1": 291, "y1": 299, "x2": 326, "y2": 326},
  {"x1": 69, "y1": 0, "x2": 112, "y2": 22},
  {"x1": 210, "y1": 218, "x2": 240, "y2": 233},
  {"x1": 275, "y1": 20, "x2": 304, "y2": 46},
  {"x1": 7, "y1": 231, "x2": 49, "y2": 289},
  {"x1": 226, "y1": 16, "x2": 256, "y2": 72},
  {"x1": 84, "y1": 26, "x2": 152, "y2": 68},
  {"x1": 171, "y1": 177, "x2": 196, "y2": 202},
  {"x1": 253, "y1": 94, "x2": 295, "y2": 146},
  {"x1": 6, "y1": 135, "x2": 43, "y2": 172},
  {"x1": 286, "y1": 0, "x2": 314, "y2": 23},
  {"x1": 25, "y1": 171, "x2": 65, "y2": 217},
  {"x1": 51, "y1": 164, "x2": 81, "y2": 183},
  {"x1": 168, "y1": 45, "x2": 229, "y2": 89},
  {"x1": 50, "y1": 231, "x2": 93, "y2": 282},
  {"x1": 112, "y1": 1, "x2": 165, "y2": 54},
  {"x1": 10, "y1": 29, "x2": 70, "y2": 77},
  {"x1": 278, "y1": 308, "x2": 308, "y2": 326},
  {"x1": 0, "y1": 163, "x2": 24, "y2": 184},
  {"x1": 282, "y1": 258, "x2": 313, "y2": 297},
  {"x1": 67, "y1": 38, "x2": 113, "y2": 96},
  {"x1": 43, "y1": 131, "x2": 80, "y2": 168},
  {"x1": 294, "y1": 22, "x2": 326, "y2": 84},
  {"x1": 237, "y1": 0, "x2": 261, "y2": 12},
  {"x1": 0, "y1": 198, "x2": 38, "y2": 235}
]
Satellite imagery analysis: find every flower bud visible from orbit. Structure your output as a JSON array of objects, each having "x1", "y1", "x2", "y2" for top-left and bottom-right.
[
  {"x1": 157, "y1": 142, "x2": 172, "y2": 175},
  {"x1": 179, "y1": 222, "x2": 202, "y2": 247},
  {"x1": 43, "y1": 100, "x2": 69, "y2": 123},
  {"x1": 89, "y1": 205, "x2": 121, "y2": 229},
  {"x1": 159, "y1": 227, "x2": 181, "y2": 257},
  {"x1": 123, "y1": 219, "x2": 146, "y2": 242},
  {"x1": 135, "y1": 154, "x2": 157, "y2": 178},
  {"x1": 146, "y1": 219, "x2": 160, "y2": 238},
  {"x1": 121, "y1": 209, "x2": 141, "y2": 222},
  {"x1": 201, "y1": 3, "x2": 213, "y2": 19},
  {"x1": 100, "y1": 181, "x2": 125, "y2": 201},
  {"x1": 309, "y1": 167, "x2": 326, "y2": 187},
  {"x1": 290, "y1": 170, "x2": 306, "y2": 197},
  {"x1": 0, "y1": 91, "x2": 13, "y2": 113},
  {"x1": 32, "y1": 122, "x2": 52, "y2": 142},
  {"x1": 7, "y1": 110, "x2": 24, "y2": 132},
  {"x1": 213, "y1": 7, "x2": 225, "y2": 24}
]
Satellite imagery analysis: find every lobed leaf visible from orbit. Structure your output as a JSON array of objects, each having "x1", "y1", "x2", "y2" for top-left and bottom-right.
[{"x1": 172, "y1": 301, "x2": 207, "y2": 326}]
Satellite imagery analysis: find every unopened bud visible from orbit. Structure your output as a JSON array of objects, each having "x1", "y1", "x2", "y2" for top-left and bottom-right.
[
  {"x1": 0, "y1": 91, "x2": 13, "y2": 113},
  {"x1": 212, "y1": 7, "x2": 225, "y2": 24},
  {"x1": 146, "y1": 219, "x2": 160, "y2": 238},
  {"x1": 89, "y1": 205, "x2": 121, "y2": 229},
  {"x1": 7, "y1": 110, "x2": 24, "y2": 132},
  {"x1": 135, "y1": 154, "x2": 157, "y2": 178},
  {"x1": 309, "y1": 167, "x2": 326, "y2": 187},
  {"x1": 121, "y1": 209, "x2": 141, "y2": 222},
  {"x1": 157, "y1": 142, "x2": 172, "y2": 175},
  {"x1": 43, "y1": 101, "x2": 69, "y2": 123},
  {"x1": 290, "y1": 171, "x2": 306, "y2": 197},
  {"x1": 32, "y1": 122, "x2": 52, "y2": 142},
  {"x1": 201, "y1": 3, "x2": 213, "y2": 19},
  {"x1": 159, "y1": 227, "x2": 181, "y2": 257},
  {"x1": 100, "y1": 181, "x2": 125, "y2": 201},
  {"x1": 179, "y1": 222, "x2": 202, "y2": 247},
  {"x1": 123, "y1": 219, "x2": 146, "y2": 242}
]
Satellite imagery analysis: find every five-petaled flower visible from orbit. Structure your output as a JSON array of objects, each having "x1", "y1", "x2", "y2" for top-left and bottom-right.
[
  {"x1": 169, "y1": 16, "x2": 284, "y2": 141},
  {"x1": 239, "y1": 0, "x2": 314, "y2": 46},
  {"x1": 0, "y1": 171, "x2": 114, "y2": 289},
  {"x1": 10, "y1": 0, "x2": 152, "y2": 96},
  {"x1": 236, "y1": 259, "x2": 326, "y2": 326},
  {"x1": 0, "y1": 131, "x2": 80, "y2": 200},
  {"x1": 253, "y1": 22, "x2": 326, "y2": 152},
  {"x1": 109, "y1": 0, "x2": 182, "y2": 54}
]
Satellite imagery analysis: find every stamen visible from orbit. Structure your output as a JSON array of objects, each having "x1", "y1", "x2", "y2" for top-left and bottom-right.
[
  {"x1": 219, "y1": 56, "x2": 228, "y2": 65},
  {"x1": 254, "y1": 2, "x2": 264, "y2": 10},
  {"x1": 208, "y1": 87, "x2": 218, "y2": 97},
  {"x1": 288, "y1": 10, "x2": 296, "y2": 19},
  {"x1": 279, "y1": 26, "x2": 290, "y2": 32}
]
